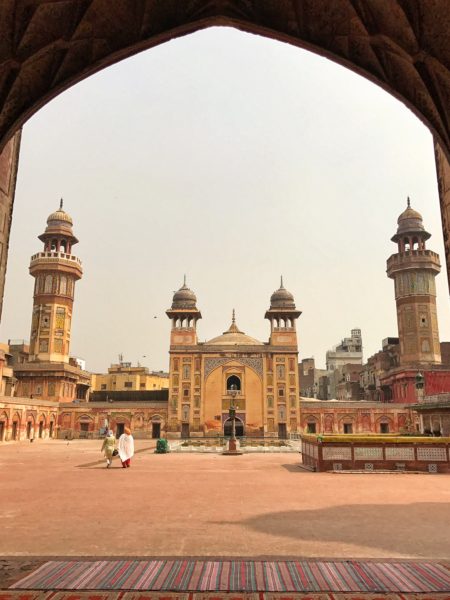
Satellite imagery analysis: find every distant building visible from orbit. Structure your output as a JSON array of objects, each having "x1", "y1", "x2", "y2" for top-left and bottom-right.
[
  {"x1": 91, "y1": 362, "x2": 169, "y2": 392},
  {"x1": 335, "y1": 363, "x2": 364, "y2": 401},
  {"x1": 326, "y1": 329, "x2": 363, "y2": 398},
  {"x1": 298, "y1": 358, "x2": 328, "y2": 399},
  {"x1": 360, "y1": 338, "x2": 400, "y2": 402}
]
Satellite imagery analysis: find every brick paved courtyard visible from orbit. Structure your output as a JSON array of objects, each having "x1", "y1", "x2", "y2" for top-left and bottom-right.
[{"x1": 1, "y1": 439, "x2": 449, "y2": 559}]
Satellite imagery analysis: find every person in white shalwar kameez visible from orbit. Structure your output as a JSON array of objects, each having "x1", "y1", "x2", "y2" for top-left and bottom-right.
[{"x1": 118, "y1": 427, "x2": 134, "y2": 468}]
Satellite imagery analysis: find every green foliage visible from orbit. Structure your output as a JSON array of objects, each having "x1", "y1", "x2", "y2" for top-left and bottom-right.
[{"x1": 155, "y1": 438, "x2": 170, "y2": 453}]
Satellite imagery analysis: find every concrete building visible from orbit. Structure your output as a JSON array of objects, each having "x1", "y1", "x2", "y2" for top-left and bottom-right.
[
  {"x1": 326, "y1": 329, "x2": 363, "y2": 398},
  {"x1": 335, "y1": 363, "x2": 364, "y2": 401},
  {"x1": 299, "y1": 358, "x2": 329, "y2": 399},
  {"x1": 91, "y1": 363, "x2": 169, "y2": 393}
]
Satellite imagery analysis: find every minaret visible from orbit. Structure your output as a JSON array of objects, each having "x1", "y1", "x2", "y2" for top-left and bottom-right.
[
  {"x1": 387, "y1": 198, "x2": 441, "y2": 366},
  {"x1": 166, "y1": 277, "x2": 201, "y2": 346},
  {"x1": 28, "y1": 200, "x2": 83, "y2": 362},
  {"x1": 265, "y1": 277, "x2": 301, "y2": 346}
]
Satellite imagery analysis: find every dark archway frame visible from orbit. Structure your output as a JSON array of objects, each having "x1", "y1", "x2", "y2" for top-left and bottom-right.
[{"x1": 0, "y1": 2, "x2": 449, "y2": 309}]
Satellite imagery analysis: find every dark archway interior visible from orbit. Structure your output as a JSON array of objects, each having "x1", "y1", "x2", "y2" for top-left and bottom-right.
[
  {"x1": 227, "y1": 375, "x2": 241, "y2": 391},
  {"x1": 224, "y1": 417, "x2": 245, "y2": 437}
]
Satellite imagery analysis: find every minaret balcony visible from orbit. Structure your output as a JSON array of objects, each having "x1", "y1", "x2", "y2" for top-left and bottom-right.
[
  {"x1": 387, "y1": 249, "x2": 440, "y2": 277},
  {"x1": 30, "y1": 251, "x2": 83, "y2": 274}
]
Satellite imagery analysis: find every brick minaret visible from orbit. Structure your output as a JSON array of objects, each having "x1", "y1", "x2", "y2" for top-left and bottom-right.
[
  {"x1": 387, "y1": 198, "x2": 441, "y2": 366},
  {"x1": 28, "y1": 200, "x2": 83, "y2": 362}
]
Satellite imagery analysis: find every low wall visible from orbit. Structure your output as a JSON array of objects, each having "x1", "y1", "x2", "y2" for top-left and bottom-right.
[{"x1": 301, "y1": 434, "x2": 450, "y2": 473}]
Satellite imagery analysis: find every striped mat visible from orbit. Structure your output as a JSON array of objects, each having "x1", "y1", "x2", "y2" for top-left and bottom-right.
[{"x1": 9, "y1": 560, "x2": 450, "y2": 593}]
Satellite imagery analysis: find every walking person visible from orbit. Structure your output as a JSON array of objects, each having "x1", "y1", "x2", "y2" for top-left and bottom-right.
[
  {"x1": 101, "y1": 429, "x2": 116, "y2": 468},
  {"x1": 118, "y1": 426, "x2": 134, "y2": 468}
]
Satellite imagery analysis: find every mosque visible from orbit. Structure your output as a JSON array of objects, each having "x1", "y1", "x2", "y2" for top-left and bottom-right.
[{"x1": 165, "y1": 277, "x2": 301, "y2": 438}]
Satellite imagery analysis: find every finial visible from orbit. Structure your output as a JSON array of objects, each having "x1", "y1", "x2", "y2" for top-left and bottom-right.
[
  {"x1": 232, "y1": 308, "x2": 236, "y2": 324},
  {"x1": 407, "y1": 196, "x2": 410, "y2": 208},
  {"x1": 280, "y1": 275, "x2": 284, "y2": 288},
  {"x1": 59, "y1": 198, "x2": 63, "y2": 210},
  {"x1": 183, "y1": 274, "x2": 186, "y2": 286}
]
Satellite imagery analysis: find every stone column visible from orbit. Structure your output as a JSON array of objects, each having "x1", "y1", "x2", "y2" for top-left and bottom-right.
[
  {"x1": 434, "y1": 139, "x2": 450, "y2": 291},
  {"x1": 0, "y1": 130, "x2": 22, "y2": 320}
]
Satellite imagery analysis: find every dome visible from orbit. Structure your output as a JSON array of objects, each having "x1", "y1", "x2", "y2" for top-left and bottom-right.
[
  {"x1": 270, "y1": 277, "x2": 296, "y2": 308},
  {"x1": 46, "y1": 199, "x2": 73, "y2": 227},
  {"x1": 206, "y1": 310, "x2": 263, "y2": 346},
  {"x1": 392, "y1": 197, "x2": 430, "y2": 241},
  {"x1": 171, "y1": 278, "x2": 197, "y2": 309}
]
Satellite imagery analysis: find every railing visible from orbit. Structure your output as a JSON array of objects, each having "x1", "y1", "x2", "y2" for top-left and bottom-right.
[{"x1": 30, "y1": 251, "x2": 82, "y2": 266}]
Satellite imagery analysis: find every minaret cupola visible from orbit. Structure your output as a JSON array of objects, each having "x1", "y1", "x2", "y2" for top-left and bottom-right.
[
  {"x1": 265, "y1": 277, "x2": 301, "y2": 346},
  {"x1": 166, "y1": 277, "x2": 202, "y2": 346}
]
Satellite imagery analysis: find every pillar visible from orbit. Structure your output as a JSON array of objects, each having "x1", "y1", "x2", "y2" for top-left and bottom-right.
[
  {"x1": 0, "y1": 130, "x2": 22, "y2": 320},
  {"x1": 434, "y1": 139, "x2": 450, "y2": 292}
]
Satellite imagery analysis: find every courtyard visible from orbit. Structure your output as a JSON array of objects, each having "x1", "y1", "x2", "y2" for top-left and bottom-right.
[{"x1": 1, "y1": 439, "x2": 449, "y2": 560}]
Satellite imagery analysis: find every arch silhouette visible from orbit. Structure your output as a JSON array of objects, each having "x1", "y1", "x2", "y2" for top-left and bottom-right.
[{"x1": 0, "y1": 3, "x2": 449, "y2": 305}]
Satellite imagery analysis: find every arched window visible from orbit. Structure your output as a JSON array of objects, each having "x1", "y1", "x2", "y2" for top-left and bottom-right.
[
  {"x1": 60, "y1": 239, "x2": 67, "y2": 253},
  {"x1": 227, "y1": 375, "x2": 241, "y2": 391}
]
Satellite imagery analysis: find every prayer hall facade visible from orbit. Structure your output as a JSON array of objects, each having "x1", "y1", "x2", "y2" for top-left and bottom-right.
[{"x1": 166, "y1": 279, "x2": 301, "y2": 438}]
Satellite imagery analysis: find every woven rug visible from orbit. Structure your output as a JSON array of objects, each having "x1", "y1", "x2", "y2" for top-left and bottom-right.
[{"x1": 9, "y1": 560, "x2": 450, "y2": 594}]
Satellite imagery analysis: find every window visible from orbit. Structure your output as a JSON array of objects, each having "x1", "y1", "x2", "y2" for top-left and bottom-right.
[
  {"x1": 39, "y1": 339, "x2": 48, "y2": 352},
  {"x1": 343, "y1": 423, "x2": 353, "y2": 434},
  {"x1": 278, "y1": 405, "x2": 286, "y2": 421},
  {"x1": 124, "y1": 381, "x2": 133, "y2": 388},
  {"x1": 140, "y1": 383, "x2": 145, "y2": 388},
  {"x1": 227, "y1": 374, "x2": 241, "y2": 391},
  {"x1": 182, "y1": 365, "x2": 190, "y2": 379},
  {"x1": 307, "y1": 422, "x2": 316, "y2": 434},
  {"x1": 101, "y1": 384, "x2": 107, "y2": 390},
  {"x1": 380, "y1": 422, "x2": 389, "y2": 434},
  {"x1": 278, "y1": 387, "x2": 285, "y2": 397},
  {"x1": 183, "y1": 388, "x2": 189, "y2": 397}
]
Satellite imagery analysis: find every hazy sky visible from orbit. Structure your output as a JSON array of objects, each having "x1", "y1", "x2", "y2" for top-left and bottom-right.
[{"x1": 2, "y1": 27, "x2": 449, "y2": 373}]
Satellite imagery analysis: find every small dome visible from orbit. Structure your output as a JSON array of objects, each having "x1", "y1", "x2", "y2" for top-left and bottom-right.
[
  {"x1": 206, "y1": 310, "x2": 263, "y2": 346},
  {"x1": 171, "y1": 278, "x2": 197, "y2": 309},
  {"x1": 392, "y1": 197, "x2": 430, "y2": 241},
  {"x1": 270, "y1": 277, "x2": 296, "y2": 308},
  {"x1": 47, "y1": 199, "x2": 73, "y2": 227}
]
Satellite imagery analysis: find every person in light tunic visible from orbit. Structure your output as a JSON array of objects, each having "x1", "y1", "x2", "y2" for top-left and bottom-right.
[
  {"x1": 118, "y1": 426, "x2": 134, "y2": 468},
  {"x1": 101, "y1": 429, "x2": 116, "y2": 468}
]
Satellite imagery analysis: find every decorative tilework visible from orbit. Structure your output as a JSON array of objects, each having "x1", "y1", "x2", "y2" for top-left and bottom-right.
[
  {"x1": 428, "y1": 463, "x2": 438, "y2": 473},
  {"x1": 417, "y1": 447, "x2": 447, "y2": 461},
  {"x1": 204, "y1": 357, "x2": 263, "y2": 378},
  {"x1": 364, "y1": 463, "x2": 374, "y2": 471},
  {"x1": 333, "y1": 463, "x2": 343, "y2": 470},
  {"x1": 323, "y1": 447, "x2": 351, "y2": 460},
  {"x1": 385, "y1": 447, "x2": 415, "y2": 460},
  {"x1": 354, "y1": 447, "x2": 383, "y2": 460}
]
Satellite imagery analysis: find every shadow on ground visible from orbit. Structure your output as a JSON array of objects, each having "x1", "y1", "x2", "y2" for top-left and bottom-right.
[{"x1": 214, "y1": 502, "x2": 450, "y2": 558}]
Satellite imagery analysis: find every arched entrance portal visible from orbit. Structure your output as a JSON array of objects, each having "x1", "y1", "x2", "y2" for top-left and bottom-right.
[{"x1": 224, "y1": 417, "x2": 244, "y2": 437}]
